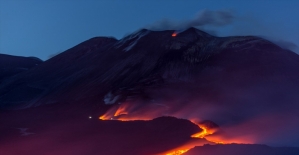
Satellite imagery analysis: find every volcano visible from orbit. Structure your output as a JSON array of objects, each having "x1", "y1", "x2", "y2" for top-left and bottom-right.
[
  {"x1": 1, "y1": 27, "x2": 299, "y2": 154},
  {"x1": 1, "y1": 27, "x2": 298, "y2": 109}
]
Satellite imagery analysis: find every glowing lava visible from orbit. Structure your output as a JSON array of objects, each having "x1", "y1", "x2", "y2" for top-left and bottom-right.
[
  {"x1": 114, "y1": 105, "x2": 128, "y2": 117},
  {"x1": 172, "y1": 32, "x2": 177, "y2": 37},
  {"x1": 165, "y1": 149, "x2": 189, "y2": 155},
  {"x1": 99, "y1": 102, "x2": 251, "y2": 155},
  {"x1": 190, "y1": 123, "x2": 226, "y2": 144},
  {"x1": 191, "y1": 126, "x2": 211, "y2": 138},
  {"x1": 99, "y1": 115, "x2": 111, "y2": 120}
]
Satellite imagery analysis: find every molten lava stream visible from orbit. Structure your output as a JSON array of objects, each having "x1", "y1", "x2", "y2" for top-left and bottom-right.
[
  {"x1": 165, "y1": 149, "x2": 189, "y2": 155},
  {"x1": 98, "y1": 103, "x2": 240, "y2": 155},
  {"x1": 172, "y1": 32, "x2": 177, "y2": 37},
  {"x1": 161, "y1": 121, "x2": 226, "y2": 155},
  {"x1": 161, "y1": 137, "x2": 213, "y2": 155},
  {"x1": 191, "y1": 126, "x2": 211, "y2": 138},
  {"x1": 113, "y1": 105, "x2": 128, "y2": 117}
]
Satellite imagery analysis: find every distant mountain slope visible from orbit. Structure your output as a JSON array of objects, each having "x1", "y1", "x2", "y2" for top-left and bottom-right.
[{"x1": 0, "y1": 54, "x2": 43, "y2": 83}]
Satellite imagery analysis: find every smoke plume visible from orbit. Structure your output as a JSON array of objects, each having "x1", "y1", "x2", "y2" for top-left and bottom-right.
[
  {"x1": 146, "y1": 9, "x2": 235, "y2": 31},
  {"x1": 145, "y1": 9, "x2": 299, "y2": 54}
]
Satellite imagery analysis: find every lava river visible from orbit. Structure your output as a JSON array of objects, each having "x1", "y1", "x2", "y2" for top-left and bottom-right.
[{"x1": 98, "y1": 102, "x2": 253, "y2": 155}]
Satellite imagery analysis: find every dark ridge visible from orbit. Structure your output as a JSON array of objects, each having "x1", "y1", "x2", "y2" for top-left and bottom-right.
[
  {"x1": 0, "y1": 106, "x2": 204, "y2": 155},
  {"x1": 185, "y1": 144, "x2": 299, "y2": 155},
  {"x1": 0, "y1": 53, "x2": 43, "y2": 83},
  {"x1": 0, "y1": 53, "x2": 42, "y2": 68}
]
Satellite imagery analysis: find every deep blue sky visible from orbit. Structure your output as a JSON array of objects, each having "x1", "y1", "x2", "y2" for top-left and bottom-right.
[{"x1": 1, "y1": 0, "x2": 299, "y2": 60}]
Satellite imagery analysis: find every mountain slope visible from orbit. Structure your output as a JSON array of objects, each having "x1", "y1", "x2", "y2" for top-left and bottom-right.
[
  {"x1": 0, "y1": 54, "x2": 43, "y2": 83},
  {"x1": 0, "y1": 27, "x2": 298, "y2": 111}
]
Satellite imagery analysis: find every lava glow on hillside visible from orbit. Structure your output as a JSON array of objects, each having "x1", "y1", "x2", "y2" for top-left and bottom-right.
[
  {"x1": 98, "y1": 102, "x2": 252, "y2": 155},
  {"x1": 172, "y1": 32, "x2": 177, "y2": 37}
]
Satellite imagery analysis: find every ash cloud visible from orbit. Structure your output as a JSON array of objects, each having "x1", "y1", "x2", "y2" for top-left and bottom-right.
[{"x1": 146, "y1": 9, "x2": 235, "y2": 31}]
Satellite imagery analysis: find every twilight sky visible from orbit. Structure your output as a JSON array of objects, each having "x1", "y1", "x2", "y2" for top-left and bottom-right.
[{"x1": 0, "y1": 0, "x2": 299, "y2": 60}]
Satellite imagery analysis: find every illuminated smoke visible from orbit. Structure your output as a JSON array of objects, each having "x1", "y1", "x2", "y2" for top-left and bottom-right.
[{"x1": 99, "y1": 78, "x2": 299, "y2": 147}]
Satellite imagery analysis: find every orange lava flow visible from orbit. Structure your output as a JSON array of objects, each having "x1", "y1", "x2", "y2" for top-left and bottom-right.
[
  {"x1": 114, "y1": 106, "x2": 128, "y2": 117},
  {"x1": 190, "y1": 120, "x2": 216, "y2": 138},
  {"x1": 190, "y1": 123, "x2": 226, "y2": 144},
  {"x1": 99, "y1": 114, "x2": 112, "y2": 120},
  {"x1": 172, "y1": 32, "x2": 177, "y2": 37},
  {"x1": 99, "y1": 104, "x2": 252, "y2": 155},
  {"x1": 162, "y1": 121, "x2": 226, "y2": 155},
  {"x1": 165, "y1": 149, "x2": 189, "y2": 155},
  {"x1": 191, "y1": 126, "x2": 211, "y2": 138}
]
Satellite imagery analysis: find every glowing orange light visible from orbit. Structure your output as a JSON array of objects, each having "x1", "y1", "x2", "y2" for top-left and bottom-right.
[
  {"x1": 191, "y1": 126, "x2": 212, "y2": 138},
  {"x1": 99, "y1": 115, "x2": 109, "y2": 120},
  {"x1": 190, "y1": 120, "x2": 215, "y2": 138},
  {"x1": 99, "y1": 102, "x2": 253, "y2": 155},
  {"x1": 165, "y1": 149, "x2": 189, "y2": 155},
  {"x1": 172, "y1": 32, "x2": 177, "y2": 37},
  {"x1": 99, "y1": 115, "x2": 106, "y2": 120},
  {"x1": 114, "y1": 106, "x2": 129, "y2": 117}
]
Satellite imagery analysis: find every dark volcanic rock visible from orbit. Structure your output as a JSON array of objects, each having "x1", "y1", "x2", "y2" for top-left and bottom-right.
[
  {"x1": 0, "y1": 27, "x2": 298, "y2": 111},
  {"x1": 148, "y1": 116, "x2": 202, "y2": 135},
  {"x1": 185, "y1": 144, "x2": 299, "y2": 155},
  {"x1": 0, "y1": 103, "x2": 203, "y2": 155},
  {"x1": 0, "y1": 37, "x2": 117, "y2": 109},
  {"x1": 0, "y1": 54, "x2": 43, "y2": 83}
]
